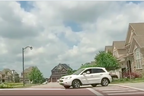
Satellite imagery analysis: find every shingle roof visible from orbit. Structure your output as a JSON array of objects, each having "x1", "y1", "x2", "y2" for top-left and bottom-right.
[
  {"x1": 52, "y1": 63, "x2": 72, "y2": 71},
  {"x1": 130, "y1": 23, "x2": 144, "y2": 35},
  {"x1": 60, "y1": 64, "x2": 72, "y2": 70},
  {"x1": 133, "y1": 35, "x2": 144, "y2": 48},
  {"x1": 105, "y1": 46, "x2": 112, "y2": 52},
  {"x1": 113, "y1": 41, "x2": 125, "y2": 49}
]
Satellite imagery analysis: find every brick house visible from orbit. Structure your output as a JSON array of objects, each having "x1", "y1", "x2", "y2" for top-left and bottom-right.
[
  {"x1": 0, "y1": 69, "x2": 19, "y2": 83},
  {"x1": 124, "y1": 23, "x2": 144, "y2": 76},
  {"x1": 49, "y1": 63, "x2": 72, "y2": 82},
  {"x1": 20, "y1": 66, "x2": 35, "y2": 83},
  {"x1": 105, "y1": 46, "x2": 112, "y2": 53},
  {"x1": 105, "y1": 22, "x2": 144, "y2": 78}
]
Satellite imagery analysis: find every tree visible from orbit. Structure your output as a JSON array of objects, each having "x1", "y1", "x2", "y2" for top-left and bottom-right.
[
  {"x1": 66, "y1": 69, "x2": 77, "y2": 75},
  {"x1": 94, "y1": 51, "x2": 120, "y2": 71},
  {"x1": 28, "y1": 66, "x2": 44, "y2": 84}
]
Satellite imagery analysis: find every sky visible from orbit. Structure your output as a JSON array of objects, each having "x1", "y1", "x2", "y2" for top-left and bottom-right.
[{"x1": 0, "y1": 1, "x2": 144, "y2": 77}]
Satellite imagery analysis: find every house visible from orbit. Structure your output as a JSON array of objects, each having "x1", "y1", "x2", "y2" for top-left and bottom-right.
[
  {"x1": 124, "y1": 23, "x2": 144, "y2": 76},
  {"x1": 0, "y1": 69, "x2": 19, "y2": 83},
  {"x1": 104, "y1": 22, "x2": 144, "y2": 78},
  {"x1": 49, "y1": 63, "x2": 72, "y2": 82},
  {"x1": 112, "y1": 41, "x2": 127, "y2": 78},
  {"x1": 20, "y1": 66, "x2": 35, "y2": 83},
  {"x1": 105, "y1": 46, "x2": 113, "y2": 53}
]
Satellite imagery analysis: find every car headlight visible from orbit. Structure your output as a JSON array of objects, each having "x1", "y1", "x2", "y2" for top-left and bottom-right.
[{"x1": 65, "y1": 76, "x2": 72, "y2": 79}]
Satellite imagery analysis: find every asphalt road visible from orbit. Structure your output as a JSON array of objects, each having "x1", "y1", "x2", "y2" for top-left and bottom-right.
[{"x1": 0, "y1": 83, "x2": 144, "y2": 96}]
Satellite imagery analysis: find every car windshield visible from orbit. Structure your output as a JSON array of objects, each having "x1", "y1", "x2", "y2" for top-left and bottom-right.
[{"x1": 72, "y1": 68, "x2": 85, "y2": 75}]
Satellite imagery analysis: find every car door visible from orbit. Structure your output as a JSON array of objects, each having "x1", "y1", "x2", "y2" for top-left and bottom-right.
[
  {"x1": 91, "y1": 68, "x2": 106, "y2": 83},
  {"x1": 80, "y1": 69, "x2": 92, "y2": 84}
]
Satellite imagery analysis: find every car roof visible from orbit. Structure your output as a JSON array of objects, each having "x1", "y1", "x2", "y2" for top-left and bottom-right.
[{"x1": 84, "y1": 67, "x2": 105, "y2": 70}]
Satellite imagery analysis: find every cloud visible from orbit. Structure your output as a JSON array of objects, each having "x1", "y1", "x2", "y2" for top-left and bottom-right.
[{"x1": 0, "y1": 1, "x2": 144, "y2": 77}]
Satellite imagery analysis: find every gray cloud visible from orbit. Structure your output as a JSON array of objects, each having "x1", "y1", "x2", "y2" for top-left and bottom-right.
[{"x1": 0, "y1": 1, "x2": 144, "y2": 77}]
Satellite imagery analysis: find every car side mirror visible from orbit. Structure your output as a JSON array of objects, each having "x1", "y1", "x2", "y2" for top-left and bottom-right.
[
  {"x1": 86, "y1": 71, "x2": 90, "y2": 74},
  {"x1": 82, "y1": 73, "x2": 86, "y2": 75}
]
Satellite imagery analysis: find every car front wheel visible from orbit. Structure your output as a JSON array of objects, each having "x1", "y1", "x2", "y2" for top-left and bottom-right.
[
  {"x1": 101, "y1": 78, "x2": 109, "y2": 86},
  {"x1": 72, "y1": 79, "x2": 81, "y2": 88}
]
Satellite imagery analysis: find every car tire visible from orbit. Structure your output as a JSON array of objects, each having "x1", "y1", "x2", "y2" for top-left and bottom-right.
[
  {"x1": 91, "y1": 84, "x2": 97, "y2": 87},
  {"x1": 64, "y1": 86, "x2": 70, "y2": 89},
  {"x1": 101, "y1": 78, "x2": 109, "y2": 86},
  {"x1": 72, "y1": 79, "x2": 81, "y2": 88}
]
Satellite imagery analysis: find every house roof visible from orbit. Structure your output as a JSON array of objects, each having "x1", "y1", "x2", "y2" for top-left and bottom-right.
[
  {"x1": 21, "y1": 66, "x2": 35, "y2": 74},
  {"x1": 105, "y1": 46, "x2": 112, "y2": 52},
  {"x1": 113, "y1": 41, "x2": 125, "y2": 49},
  {"x1": 130, "y1": 23, "x2": 144, "y2": 36},
  {"x1": 60, "y1": 64, "x2": 72, "y2": 70},
  {"x1": 117, "y1": 48, "x2": 126, "y2": 54},
  {"x1": 52, "y1": 63, "x2": 72, "y2": 71},
  {"x1": 133, "y1": 35, "x2": 144, "y2": 48}
]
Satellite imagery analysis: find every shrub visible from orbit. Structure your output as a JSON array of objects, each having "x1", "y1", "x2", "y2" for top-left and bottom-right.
[
  {"x1": 0, "y1": 83, "x2": 13, "y2": 88},
  {"x1": 123, "y1": 72, "x2": 142, "y2": 79}
]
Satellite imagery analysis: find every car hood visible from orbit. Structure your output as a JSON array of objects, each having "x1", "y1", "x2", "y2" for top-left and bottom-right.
[{"x1": 61, "y1": 75, "x2": 77, "y2": 79}]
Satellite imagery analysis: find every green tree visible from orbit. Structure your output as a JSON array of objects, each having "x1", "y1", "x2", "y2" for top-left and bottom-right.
[
  {"x1": 94, "y1": 51, "x2": 120, "y2": 71},
  {"x1": 28, "y1": 66, "x2": 44, "y2": 84},
  {"x1": 66, "y1": 69, "x2": 77, "y2": 75}
]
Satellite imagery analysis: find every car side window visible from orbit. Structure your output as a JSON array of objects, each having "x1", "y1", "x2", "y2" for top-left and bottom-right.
[
  {"x1": 92, "y1": 69, "x2": 105, "y2": 73},
  {"x1": 82, "y1": 69, "x2": 92, "y2": 74}
]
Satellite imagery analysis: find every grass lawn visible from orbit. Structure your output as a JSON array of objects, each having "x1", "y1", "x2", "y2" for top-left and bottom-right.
[
  {"x1": 0, "y1": 83, "x2": 40, "y2": 88},
  {"x1": 111, "y1": 78, "x2": 144, "y2": 84}
]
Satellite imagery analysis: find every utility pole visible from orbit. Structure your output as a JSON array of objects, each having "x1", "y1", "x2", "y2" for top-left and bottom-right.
[
  {"x1": 22, "y1": 48, "x2": 25, "y2": 86},
  {"x1": 22, "y1": 46, "x2": 33, "y2": 86}
]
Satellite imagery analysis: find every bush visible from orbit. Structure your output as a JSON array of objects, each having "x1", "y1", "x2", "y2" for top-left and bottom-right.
[
  {"x1": 123, "y1": 72, "x2": 142, "y2": 79},
  {"x1": 0, "y1": 83, "x2": 13, "y2": 88}
]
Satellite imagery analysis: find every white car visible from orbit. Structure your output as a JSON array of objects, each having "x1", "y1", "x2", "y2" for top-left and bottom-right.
[{"x1": 59, "y1": 67, "x2": 112, "y2": 89}]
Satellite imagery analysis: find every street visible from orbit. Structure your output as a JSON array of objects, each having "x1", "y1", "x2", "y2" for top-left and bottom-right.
[{"x1": 0, "y1": 83, "x2": 144, "y2": 96}]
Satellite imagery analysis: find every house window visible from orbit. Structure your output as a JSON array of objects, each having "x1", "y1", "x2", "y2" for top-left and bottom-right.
[
  {"x1": 135, "y1": 48, "x2": 142, "y2": 69},
  {"x1": 113, "y1": 51, "x2": 118, "y2": 57}
]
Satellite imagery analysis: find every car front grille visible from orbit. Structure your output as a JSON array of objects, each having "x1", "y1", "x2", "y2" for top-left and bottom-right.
[{"x1": 59, "y1": 80, "x2": 63, "y2": 82}]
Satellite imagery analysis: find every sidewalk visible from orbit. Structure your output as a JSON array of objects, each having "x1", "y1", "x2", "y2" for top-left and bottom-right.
[{"x1": 118, "y1": 82, "x2": 144, "y2": 89}]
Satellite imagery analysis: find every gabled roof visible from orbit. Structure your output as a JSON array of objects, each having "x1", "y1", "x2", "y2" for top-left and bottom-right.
[
  {"x1": 112, "y1": 41, "x2": 125, "y2": 50},
  {"x1": 105, "y1": 46, "x2": 112, "y2": 52},
  {"x1": 125, "y1": 23, "x2": 144, "y2": 45},
  {"x1": 130, "y1": 23, "x2": 144, "y2": 36},
  {"x1": 133, "y1": 35, "x2": 144, "y2": 48},
  {"x1": 52, "y1": 63, "x2": 72, "y2": 71},
  {"x1": 60, "y1": 64, "x2": 72, "y2": 70},
  {"x1": 22, "y1": 66, "x2": 35, "y2": 74}
]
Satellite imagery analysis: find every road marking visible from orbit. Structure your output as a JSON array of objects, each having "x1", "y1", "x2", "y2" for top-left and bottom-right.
[
  {"x1": 115, "y1": 84, "x2": 144, "y2": 91},
  {"x1": 0, "y1": 88, "x2": 65, "y2": 90},
  {"x1": 87, "y1": 88, "x2": 104, "y2": 96},
  {"x1": 104, "y1": 90, "x2": 138, "y2": 93},
  {"x1": 108, "y1": 92, "x2": 144, "y2": 95},
  {"x1": 91, "y1": 84, "x2": 144, "y2": 95}
]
